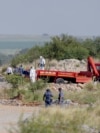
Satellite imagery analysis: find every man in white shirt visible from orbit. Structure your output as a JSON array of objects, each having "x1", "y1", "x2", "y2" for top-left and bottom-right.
[
  {"x1": 29, "y1": 66, "x2": 36, "y2": 83},
  {"x1": 6, "y1": 66, "x2": 13, "y2": 75},
  {"x1": 39, "y1": 56, "x2": 45, "y2": 70}
]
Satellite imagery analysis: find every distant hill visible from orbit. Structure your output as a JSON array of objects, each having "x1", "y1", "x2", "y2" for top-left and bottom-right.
[
  {"x1": 0, "y1": 34, "x2": 51, "y2": 49},
  {"x1": 0, "y1": 34, "x2": 51, "y2": 64}
]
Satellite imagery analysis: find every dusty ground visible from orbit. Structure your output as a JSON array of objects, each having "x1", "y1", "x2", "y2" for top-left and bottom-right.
[{"x1": 0, "y1": 104, "x2": 40, "y2": 133}]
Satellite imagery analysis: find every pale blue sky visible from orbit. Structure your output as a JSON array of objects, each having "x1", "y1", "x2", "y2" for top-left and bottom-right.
[{"x1": 0, "y1": 0, "x2": 100, "y2": 36}]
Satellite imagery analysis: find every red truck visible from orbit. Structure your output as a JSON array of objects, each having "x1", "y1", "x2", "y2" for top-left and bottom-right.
[{"x1": 36, "y1": 57, "x2": 100, "y2": 83}]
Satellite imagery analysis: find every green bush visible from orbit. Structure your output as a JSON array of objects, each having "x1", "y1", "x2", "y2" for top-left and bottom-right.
[
  {"x1": 17, "y1": 79, "x2": 47, "y2": 102},
  {"x1": 5, "y1": 88, "x2": 19, "y2": 99},
  {"x1": 6, "y1": 74, "x2": 25, "y2": 88},
  {"x1": 4, "y1": 76, "x2": 47, "y2": 102},
  {"x1": 28, "y1": 79, "x2": 47, "y2": 92},
  {"x1": 10, "y1": 35, "x2": 100, "y2": 66},
  {"x1": 21, "y1": 79, "x2": 47, "y2": 102}
]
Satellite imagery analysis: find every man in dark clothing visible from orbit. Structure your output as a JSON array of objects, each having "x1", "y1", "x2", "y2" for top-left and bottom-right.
[
  {"x1": 43, "y1": 89, "x2": 53, "y2": 107},
  {"x1": 58, "y1": 88, "x2": 64, "y2": 105}
]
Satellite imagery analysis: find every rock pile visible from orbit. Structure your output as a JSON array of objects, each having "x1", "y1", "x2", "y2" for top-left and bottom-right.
[
  {"x1": 49, "y1": 58, "x2": 87, "y2": 72},
  {"x1": 50, "y1": 83, "x2": 84, "y2": 91}
]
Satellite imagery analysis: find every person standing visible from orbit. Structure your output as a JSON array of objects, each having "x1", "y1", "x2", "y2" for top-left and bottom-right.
[
  {"x1": 43, "y1": 89, "x2": 53, "y2": 107},
  {"x1": 58, "y1": 88, "x2": 64, "y2": 105},
  {"x1": 39, "y1": 56, "x2": 45, "y2": 70},
  {"x1": 29, "y1": 66, "x2": 36, "y2": 83},
  {"x1": 18, "y1": 65, "x2": 24, "y2": 76}
]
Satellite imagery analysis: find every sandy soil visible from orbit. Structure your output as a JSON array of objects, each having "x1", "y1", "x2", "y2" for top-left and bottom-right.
[{"x1": 0, "y1": 104, "x2": 40, "y2": 133}]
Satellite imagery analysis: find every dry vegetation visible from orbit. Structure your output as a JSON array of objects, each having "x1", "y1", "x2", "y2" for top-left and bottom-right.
[
  {"x1": 0, "y1": 58, "x2": 100, "y2": 133},
  {"x1": 10, "y1": 105, "x2": 100, "y2": 133}
]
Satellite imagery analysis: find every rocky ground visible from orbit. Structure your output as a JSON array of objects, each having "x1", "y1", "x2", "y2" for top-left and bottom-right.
[{"x1": 48, "y1": 58, "x2": 87, "y2": 71}]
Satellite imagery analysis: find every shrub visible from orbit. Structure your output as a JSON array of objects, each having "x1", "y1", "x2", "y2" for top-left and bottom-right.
[
  {"x1": 28, "y1": 79, "x2": 47, "y2": 92},
  {"x1": 9, "y1": 106, "x2": 100, "y2": 133},
  {"x1": 17, "y1": 79, "x2": 47, "y2": 102},
  {"x1": 84, "y1": 82, "x2": 95, "y2": 91},
  {"x1": 6, "y1": 74, "x2": 25, "y2": 88},
  {"x1": 5, "y1": 88, "x2": 19, "y2": 99}
]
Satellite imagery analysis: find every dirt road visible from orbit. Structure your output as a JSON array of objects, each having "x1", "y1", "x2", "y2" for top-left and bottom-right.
[{"x1": 0, "y1": 104, "x2": 40, "y2": 133}]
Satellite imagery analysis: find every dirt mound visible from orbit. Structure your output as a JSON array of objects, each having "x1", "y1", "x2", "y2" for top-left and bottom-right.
[{"x1": 48, "y1": 58, "x2": 87, "y2": 72}]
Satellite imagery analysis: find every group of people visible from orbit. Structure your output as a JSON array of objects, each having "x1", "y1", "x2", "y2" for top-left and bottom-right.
[
  {"x1": 6, "y1": 56, "x2": 64, "y2": 107},
  {"x1": 28, "y1": 56, "x2": 46, "y2": 82},
  {"x1": 29, "y1": 56, "x2": 46, "y2": 82},
  {"x1": 6, "y1": 64, "x2": 24, "y2": 75},
  {"x1": 43, "y1": 87, "x2": 64, "y2": 107},
  {"x1": 6, "y1": 65, "x2": 36, "y2": 83},
  {"x1": 6, "y1": 56, "x2": 46, "y2": 83}
]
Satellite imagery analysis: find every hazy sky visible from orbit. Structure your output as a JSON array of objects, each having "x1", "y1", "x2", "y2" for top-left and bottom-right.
[{"x1": 0, "y1": 0, "x2": 100, "y2": 36}]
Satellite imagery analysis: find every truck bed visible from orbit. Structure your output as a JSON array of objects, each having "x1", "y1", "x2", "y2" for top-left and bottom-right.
[{"x1": 36, "y1": 70, "x2": 92, "y2": 83}]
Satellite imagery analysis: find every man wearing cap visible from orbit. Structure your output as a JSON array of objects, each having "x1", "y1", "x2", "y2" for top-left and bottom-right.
[{"x1": 43, "y1": 89, "x2": 53, "y2": 107}]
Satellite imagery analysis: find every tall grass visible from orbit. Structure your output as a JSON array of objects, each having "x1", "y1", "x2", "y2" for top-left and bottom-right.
[{"x1": 9, "y1": 106, "x2": 100, "y2": 133}]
